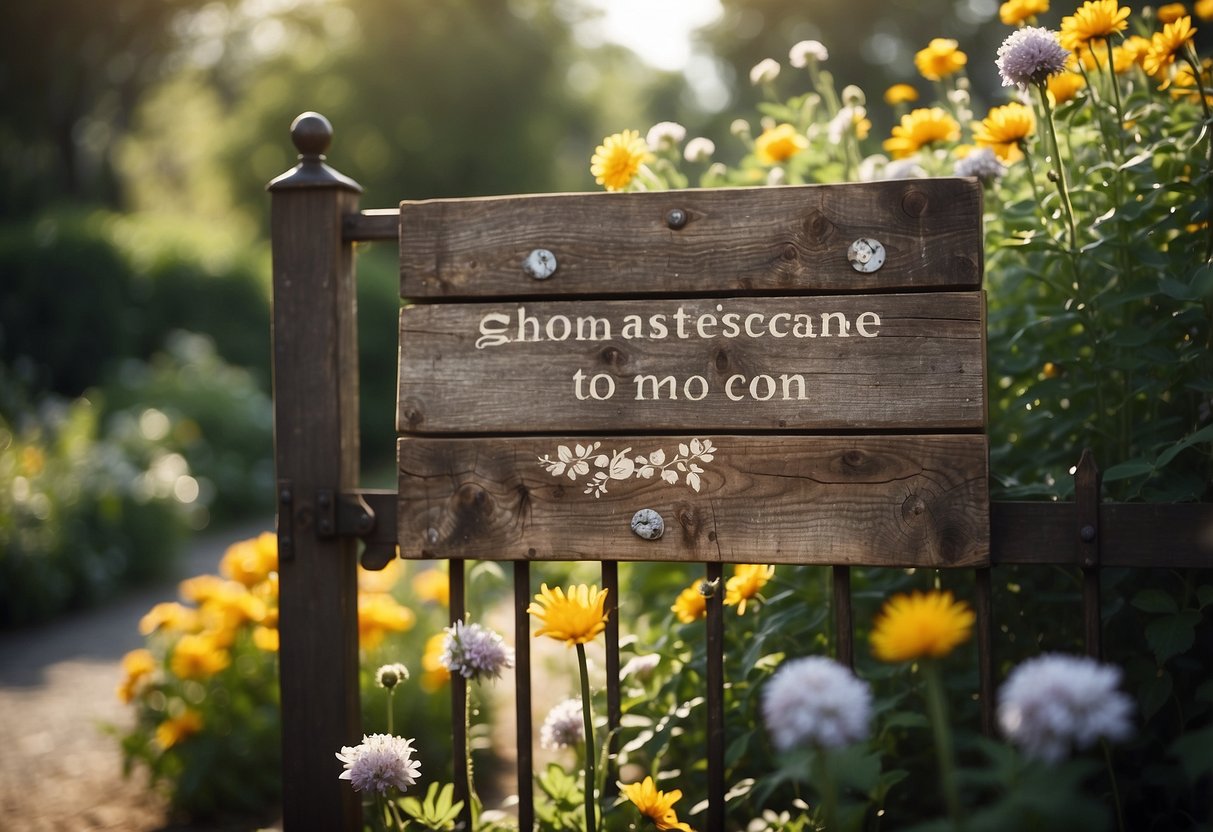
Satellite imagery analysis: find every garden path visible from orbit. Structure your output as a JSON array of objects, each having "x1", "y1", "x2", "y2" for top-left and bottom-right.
[{"x1": 0, "y1": 520, "x2": 276, "y2": 832}]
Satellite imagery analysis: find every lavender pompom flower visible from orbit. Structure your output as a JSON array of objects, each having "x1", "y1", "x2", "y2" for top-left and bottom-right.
[
  {"x1": 998, "y1": 653, "x2": 1134, "y2": 763},
  {"x1": 540, "y1": 698, "x2": 585, "y2": 749},
  {"x1": 440, "y1": 620, "x2": 515, "y2": 682},
  {"x1": 762, "y1": 656, "x2": 872, "y2": 751},
  {"x1": 997, "y1": 27, "x2": 1070, "y2": 89},
  {"x1": 336, "y1": 733, "x2": 421, "y2": 795},
  {"x1": 955, "y1": 147, "x2": 1006, "y2": 183}
]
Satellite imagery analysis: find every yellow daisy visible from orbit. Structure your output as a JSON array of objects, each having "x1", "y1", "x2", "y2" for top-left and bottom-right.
[
  {"x1": 1047, "y1": 69, "x2": 1088, "y2": 102},
  {"x1": 156, "y1": 709, "x2": 203, "y2": 749},
  {"x1": 870, "y1": 590, "x2": 975, "y2": 662},
  {"x1": 973, "y1": 101, "x2": 1035, "y2": 161},
  {"x1": 590, "y1": 130, "x2": 653, "y2": 192},
  {"x1": 1157, "y1": 2, "x2": 1189, "y2": 22},
  {"x1": 754, "y1": 123, "x2": 808, "y2": 165},
  {"x1": 358, "y1": 592, "x2": 416, "y2": 650},
  {"x1": 1143, "y1": 15, "x2": 1197, "y2": 81},
  {"x1": 914, "y1": 38, "x2": 968, "y2": 81},
  {"x1": 671, "y1": 579, "x2": 708, "y2": 623},
  {"x1": 724, "y1": 564, "x2": 775, "y2": 615},
  {"x1": 884, "y1": 83, "x2": 920, "y2": 105},
  {"x1": 883, "y1": 107, "x2": 961, "y2": 158},
  {"x1": 1115, "y1": 35, "x2": 1155, "y2": 71},
  {"x1": 116, "y1": 648, "x2": 157, "y2": 703},
  {"x1": 170, "y1": 632, "x2": 231, "y2": 679},
  {"x1": 1197, "y1": 0, "x2": 1213, "y2": 20},
  {"x1": 252, "y1": 625, "x2": 280, "y2": 652},
  {"x1": 138, "y1": 601, "x2": 199, "y2": 635},
  {"x1": 412, "y1": 568, "x2": 450, "y2": 606},
  {"x1": 1060, "y1": 0, "x2": 1131, "y2": 52},
  {"x1": 219, "y1": 532, "x2": 278, "y2": 588},
  {"x1": 621, "y1": 776, "x2": 694, "y2": 831},
  {"x1": 1000, "y1": 0, "x2": 1050, "y2": 25},
  {"x1": 528, "y1": 583, "x2": 609, "y2": 646}
]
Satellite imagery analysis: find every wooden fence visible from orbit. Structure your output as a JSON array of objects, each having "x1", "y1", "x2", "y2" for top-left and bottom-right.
[{"x1": 268, "y1": 112, "x2": 1212, "y2": 831}]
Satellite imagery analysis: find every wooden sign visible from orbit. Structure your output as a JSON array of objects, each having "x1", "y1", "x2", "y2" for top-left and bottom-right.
[{"x1": 395, "y1": 179, "x2": 990, "y2": 566}]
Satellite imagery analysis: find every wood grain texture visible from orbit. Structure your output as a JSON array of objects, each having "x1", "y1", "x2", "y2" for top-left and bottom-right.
[
  {"x1": 397, "y1": 434, "x2": 990, "y2": 567},
  {"x1": 398, "y1": 292, "x2": 986, "y2": 433},
  {"x1": 399, "y1": 179, "x2": 983, "y2": 299}
]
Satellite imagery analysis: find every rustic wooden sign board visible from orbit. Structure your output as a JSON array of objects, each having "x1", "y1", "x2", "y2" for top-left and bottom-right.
[{"x1": 395, "y1": 179, "x2": 990, "y2": 567}]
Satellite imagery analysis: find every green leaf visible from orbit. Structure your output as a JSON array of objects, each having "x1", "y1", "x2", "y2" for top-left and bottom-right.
[
  {"x1": 1144, "y1": 610, "x2": 1201, "y2": 664},
  {"x1": 1102, "y1": 459, "x2": 1154, "y2": 482},
  {"x1": 1170, "y1": 725, "x2": 1213, "y2": 780},
  {"x1": 1158, "y1": 276, "x2": 1199, "y2": 301},
  {"x1": 1154, "y1": 423, "x2": 1213, "y2": 469},
  {"x1": 1132, "y1": 588, "x2": 1179, "y2": 615},
  {"x1": 1197, "y1": 585, "x2": 1213, "y2": 610}
]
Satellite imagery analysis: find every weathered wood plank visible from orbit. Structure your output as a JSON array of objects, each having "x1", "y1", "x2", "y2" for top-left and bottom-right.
[
  {"x1": 397, "y1": 434, "x2": 990, "y2": 567},
  {"x1": 398, "y1": 293, "x2": 986, "y2": 433},
  {"x1": 399, "y1": 179, "x2": 983, "y2": 299}
]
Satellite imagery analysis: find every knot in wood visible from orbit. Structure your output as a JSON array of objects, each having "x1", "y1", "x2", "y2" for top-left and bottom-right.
[
  {"x1": 801, "y1": 210, "x2": 834, "y2": 246},
  {"x1": 400, "y1": 398, "x2": 425, "y2": 429},
  {"x1": 901, "y1": 494, "x2": 927, "y2": 522},
  {"x1": 599, "y1": 345, "x2": 626, "y2": 368},
  {"x1": 901, "y1": 188, "x2": 929, "y2": 218}
]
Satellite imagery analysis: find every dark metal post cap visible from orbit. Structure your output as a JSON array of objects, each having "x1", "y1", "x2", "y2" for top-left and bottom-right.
[{"x1": 267, "y1": 111, "x2": 362, "y2": 193}]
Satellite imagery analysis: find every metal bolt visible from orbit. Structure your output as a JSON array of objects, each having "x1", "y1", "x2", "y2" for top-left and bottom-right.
[
  {"x1": 1080, "y1": 524, "x2": 1097, "y2": 543},
  {"x1": 848, "y1": 238, "x2": 886, "y2": 273},
  {"x1": 522, "y1": 248, "x2": 557, "y2": 280},
  {"x1": 356, "y1": 511, "x2": 374, "y2": 534},
  {"x1": 630, "y1": 508, "x2": 665, "y2": 541},
  {"x1": 698, "y1": 578, "x2": 720, "y2": 598},
  {"x1": 279, "y1": 488, "x2": 292, "y2": 505},
  {"x1": 424, "y1": 527, "x2": 440, "y2": 545},
  {"x1": 666, "y1": 208, "x2": 688, "y2": 230}
]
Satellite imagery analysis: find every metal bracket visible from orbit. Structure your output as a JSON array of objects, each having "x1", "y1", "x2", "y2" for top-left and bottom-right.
[
  {"x1": 1073, "y1": 449, "x2": 1102, "y2": 660},
  {"x1": 308, "y1": 487, "x2": 399, "y2": 571}
]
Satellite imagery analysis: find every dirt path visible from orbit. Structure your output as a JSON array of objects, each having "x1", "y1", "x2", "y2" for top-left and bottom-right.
[{"x1": 0, "y1": 521, "x2": 275, "y2": 832}]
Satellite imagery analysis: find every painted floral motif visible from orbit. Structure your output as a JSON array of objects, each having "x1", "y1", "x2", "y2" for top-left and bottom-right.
[{"x1": 537, "y1": 439, "x2": 716, "y2": 498}]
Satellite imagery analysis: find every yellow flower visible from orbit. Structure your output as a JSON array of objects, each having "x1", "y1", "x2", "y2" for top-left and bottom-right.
[
  {"x1": 358, "y1": 592, "x2": 416, "y2": 650},
  {"x1": 590, "y1": 130, "x2": 653, "y2": 192},
  {"x1": 884, "y1": 83, "x2": 920, "y2": 105},
  {"x1": 528, "y1": 583, "x2": 609, "y2": 646},
  {"x1": 1143, "y1": 15, "x2": 1197, "y2": 81},
  {"x1": 1060, "y1": 0, "x2": 1131, "y2": 52},
  {"x1": 219, "y1": 533, "x2": 278, "y2": 588},
  {"x1": 116, "y1": 648, "x2": 157, "y2": 703},
  {"x1": 412, "y1": 568, "x2": 449, "y2": 606},
  {"x1": 19, "y1": 446, "x2": 45, "y2": 476},
  {"x1": 139, "y1": 601, "x2": 199, "y2": 635},
  {"x1": 882, "y1": 107, "x2": 961, "y2": 158},
  {"x1": 671, "y1": 580, "x2": 708, "y2": 623},
  {"x1": 724, "y1": 564, "x2": 775, "y2": 615},
  {"x1": 358, "y1": 558, "x2": 404, "y2": 594},
  {"x1": 421, "y1": 631, "x2": 451, "y2": 691},
  {"x1": 253, "y1": 625, "x2": 280, "y2": 652},
  {"x1": 1047, "y1": 69, "x2": 1088, "y2": 102},
  {"x1": 178, "y1": 574, "x2": 231, "y2": 605},
  {"x1": 914, "y1": 38, "x2": 968, "y2": 81},
  {"x1": 973, "y1": 102, "x2": 1035, "y2": 161},
  {"x1": 170, "y1": 632, "x2": 231, "y2": 679},
  {"x1": 621, "y1": 776, "x2": 694, "y2": 832},
  {"x1": 754, "y1": 123, "x2": 808, "y2": 165},
  {"x1": 1197, "y1": 0, "x2": 1213, "y2": 20},
  {"x1": 1115, "y1": 35, "x2": 1154, "y2": 71},
  {"x1": 1158, "y1": 2, "x2": 1189, "y2": 22},
  {"x1": 156, "y1": 709, "x2": 203, "y2": 749},
  {"x1": 1000, "y1": 0, "x2": 1050, "y2": 25},
  {"x1": 870, "y1": 590, "x2": 975, "y2": 662},
  {"x1": 1171, "y1": 58, "x2": 1213, "y2": 102}
]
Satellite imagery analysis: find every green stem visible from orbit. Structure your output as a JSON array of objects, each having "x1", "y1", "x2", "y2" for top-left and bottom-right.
[
  {"x1": 577, "y1": 642, "x2": 598, "y2": 832},
  {"x1": 1180, "y1": 46, "x2": 1213, "y2": 263},
  {"x1": 1035, "y1": 80, "x2": 1079, "y2": 255},
  {"x1": 465, "y1": 683, "x2": 478, "y2": 824},
  {"x1": 924, "y1": 661, "x2": 962, "y2": 825},
  {"x1": 816, "y1": 749, "x2": 840, "y2": 831},
  {"x1": 1104, "y1": 39, "x2": 1126, "y2": 160},
  {"x1": 386, "y1": 688, "x2": 394, "y2": 736}
]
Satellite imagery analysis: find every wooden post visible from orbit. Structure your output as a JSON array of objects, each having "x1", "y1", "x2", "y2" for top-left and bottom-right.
[{"x1": 268, "y1": 111, "x2": 363, "y2": 831}]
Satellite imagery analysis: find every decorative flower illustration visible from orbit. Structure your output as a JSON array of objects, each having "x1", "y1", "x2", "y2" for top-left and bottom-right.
[{"x1": 537, "y1": 439, "x2": 716, "y2": 498}]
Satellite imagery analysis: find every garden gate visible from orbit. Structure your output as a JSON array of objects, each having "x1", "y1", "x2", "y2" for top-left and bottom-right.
[{"x1": 267, "y1": 112, "x2": 1212, "y2": 831}]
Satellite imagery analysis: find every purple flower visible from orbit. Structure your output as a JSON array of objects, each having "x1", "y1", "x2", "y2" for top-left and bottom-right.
[
  {"x1": 997, "y1": 27, "x2": 1070, "y2": 89},
  {"x1": 440, "y1": 620, "x2": 515, "y2": 681},
  {"x1": 540, "y1": 698, "x2": 585, "y2": 749},
  {"x1": 762, "y1": 656, "x2": 872, "y2": 750},
  {"x1": 336, "y1": 733, "x2": 421, "y2": 795},
  {"x1": 998, "y1": 654, "x2": 1134, "y2": 763},
  {"x1": 955, "y1": 147, "x2": 1006, "y2": 182}
]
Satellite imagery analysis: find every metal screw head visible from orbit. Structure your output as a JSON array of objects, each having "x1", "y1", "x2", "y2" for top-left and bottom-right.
[
  {"x1": 666, "y1": 208, "x2": 688, "y2": 230},
  {"x1": 1080, "y1": 524, "x2": 1097, "y2": 543},
  {"x1": 424, "y1": 527, "x2": 440, "y2": 546},
  {"x1": 848, "y1": 238, "x2": 886, "y2": 273},
  {"x1": 523, "y1": 248, "x2": 557, "y2": 280},
  {"x1": 630, "y1": 508, "x2": 665, "y2": 541}
]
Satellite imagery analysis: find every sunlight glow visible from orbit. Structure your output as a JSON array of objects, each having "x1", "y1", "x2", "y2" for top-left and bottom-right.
[{"x1": 583, "y1": 0, "x2": 723, "y2": 71}]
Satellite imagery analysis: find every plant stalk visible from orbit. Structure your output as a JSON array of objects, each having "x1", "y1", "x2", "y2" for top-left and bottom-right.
[
  {"x1": 924, "y1": 661, "x2": 962, "y2": 825},
  {"x1": 577, "y1": 642, "x2": 598, "y2": 832}
]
